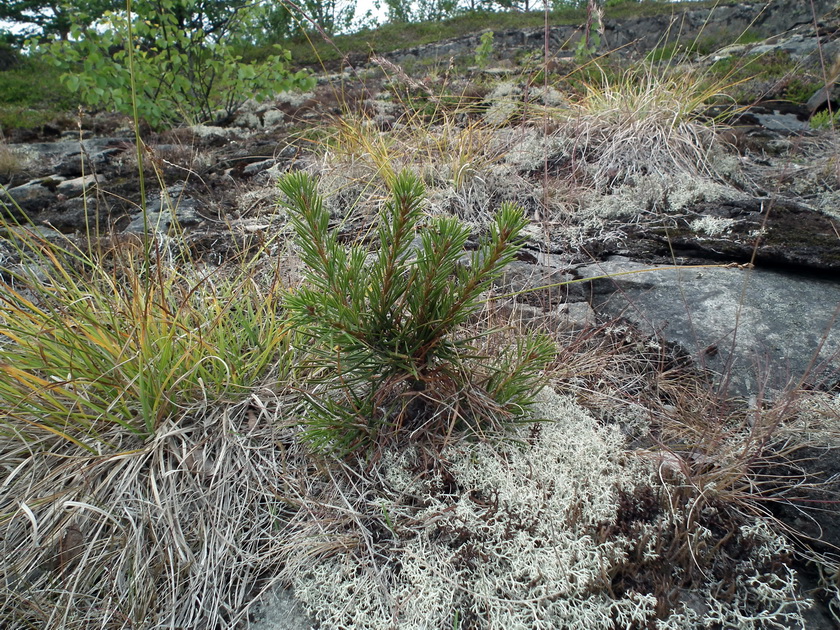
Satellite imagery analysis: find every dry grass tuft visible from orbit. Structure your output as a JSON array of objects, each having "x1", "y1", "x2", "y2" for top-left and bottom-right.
[
  {"x1": 556, "y1": 63, "x2": 730, "y2": 190},
  {"x1": 0, "y1": 218, "x2": 298, "y2": 628},
  {"x1": 1, "y1": 396, "x2": 299, "y2": 629},
  {"x1": 0, "y1": 140, "x2": 26, "y2": 184}
]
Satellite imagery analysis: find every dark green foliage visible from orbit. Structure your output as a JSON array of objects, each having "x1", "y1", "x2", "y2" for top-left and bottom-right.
[
  {"x1": 384, "y1": 0, "x2": 459, "y2": 23},
  {"x1": 0, "y1": 0, "x2": 122, "y2": 42},
  {"x1": 785, "y1": 77, "x2": 820, "y2": 104},
  {"x1": 0, "y1": 56, "x2": 67, "y2": 105},
  {"x1": 280, "y1": 170, "x2": 555, "y2": 456},
  {"x1": 0, "y1": 42, "x2": 21, "y2": 71}
]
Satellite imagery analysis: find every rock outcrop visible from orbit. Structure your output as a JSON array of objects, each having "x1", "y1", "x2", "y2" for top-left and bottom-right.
[{"x1": 384, "y1": 0, "x2": 837, "y2": 65}]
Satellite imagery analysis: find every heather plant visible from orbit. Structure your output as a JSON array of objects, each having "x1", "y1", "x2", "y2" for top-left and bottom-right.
[
  {"x1": 811, "y1": 108, "x2": 840, "y2": 130},
  {"x1": 279, "y1": 169, "x2": 555, "y2": 455}
]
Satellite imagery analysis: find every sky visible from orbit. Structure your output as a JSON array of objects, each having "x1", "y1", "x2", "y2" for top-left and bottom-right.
[{"x1": 355, "y1": 0, "x2": 388, "y2": 26}]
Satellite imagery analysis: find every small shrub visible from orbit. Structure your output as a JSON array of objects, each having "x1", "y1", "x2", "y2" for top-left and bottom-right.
[
  {"x1": 785, "y1": 77, "x2": 820, "y2": 104},
  {"x1": 0, "y1": 105, "x2": 67, "y2": 132},
  {"x1": 280, "y1": 169, "x2": 555, "y2": 456},
  {"x1": 575, "y1": 0, "x2": 603, "y2": 62},
  {"x1": 575, "y1": 31, "x2": 601, "y2": 62},
  {"x1": 707, "y1": 50, "x2": 803, "y2": 102},
  {"x1": 474, "y1": 30, "x2": 494, "y2": 68},
  {"x1": 0, "y1": 55, "x2": 74, "y2": 113},
  {"x1": 36, "y1": 0, "x2": 314, "y2": 129}
]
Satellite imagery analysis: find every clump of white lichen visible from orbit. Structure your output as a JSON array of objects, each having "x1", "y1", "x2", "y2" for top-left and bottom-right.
[
  {"x1": 493, "y1": 127, "x2": 567, "y2": 173},
  {"x1": 690, "y1": 215, "x2": 736, "y2": 237},
  {"x1": 284, "y1": 388, "x2": 807, "y2": 629},
  {"x1": 577, "y1": 173, "x2": 744, "y2": 223},
  {"x1": 483, "y1": 81, "x2": 522, "y2": 126}
]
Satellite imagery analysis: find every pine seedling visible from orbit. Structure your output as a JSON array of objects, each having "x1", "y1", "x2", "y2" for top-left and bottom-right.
[{"x1": 280, "y1": 169, "x2": 554, "y2": 455}]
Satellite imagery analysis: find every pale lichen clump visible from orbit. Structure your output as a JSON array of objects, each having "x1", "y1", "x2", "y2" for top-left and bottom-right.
[
  {"x1": 286, "y1": 388, "x2": 808, "y2": 629},
  {"x1": 425, "y1": 162, "x2": 542, "y2": 226},
  {"x1": 529, "y1": 85, "x2": 567, "y2": 108},
  {"x1": 815, "y1": 189, "x2": 840, "y2": 221},
  {"x1": 483, "y1": 81, "x2": 522, "y2": 126},
  {"x1": 785, "y1": 390, "x2": 840, "y2": 446},
  {"x1": 494, "y1": 126, "x2": 566, "y2": 173},
  {"x1": 275, "y1": 89, "x2": 316, "y2": 109},
  {"x1": 690, "y1": 215, "x2": 736, "y2": 237},
  {"x1": 291, "y1": 389, "x2": 655, "y2": 628},
  {"x1": 653, "y1": 519, "x2": 805, "y2": 629},
  {"x1": 578, "y1": 173, "x2": 743, "y2": 223}
]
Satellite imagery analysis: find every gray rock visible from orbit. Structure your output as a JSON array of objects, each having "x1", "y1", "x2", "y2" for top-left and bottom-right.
[
  {"x1": 12, "y1": 138, "x2": 130, "y2": 175},
  {"x1": 243, "y1": 159, "x2": 276, "y2": 177},
  {"x1": 578, "y1": 257, "x2": 840, "y2": 397},
  {"x1": 494, "y1": 299, "x2": 595, "y2": 332},
  {"x1": 38, "y1": 197, "x2": 102, "y2": 231},
  {"x1": 56, "y1": 174, "x2": 102, "y2": 198},
  {"x1": 3, "y1": 180, "x2": 56, "y2": 213},
  {"x1": 186, "y1": 125, "x2": 240, "y2": 147},
  {"x1": 630, "y1": 198, "x2": 840, "y2": 273},
  {"x1": 807, "y1": 81, "x2": 840, "y2": 116},
  {"x1": 123, "y1": 197, "x2": 203, "y2": 234},
  {"x1": 555, "y1": 301, "x2": 596, "y2": 330},
  {"x1": 496, "y1": 260, "x2": 574, "y2": 296},
  {"x1": 54, "y1": 147, "x2": 123, "y2": 177},
  {"x1": 748, "y1": 109, "x2": 811, "y2": 133},
  {"x1": 383, "y1": 0, "x2": 837, "y2": 67}
]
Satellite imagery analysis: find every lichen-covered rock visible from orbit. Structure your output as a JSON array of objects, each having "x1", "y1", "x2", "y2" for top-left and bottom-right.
[{"x1": 578, "y1": 257, "x2": 840, "y2": 396}]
